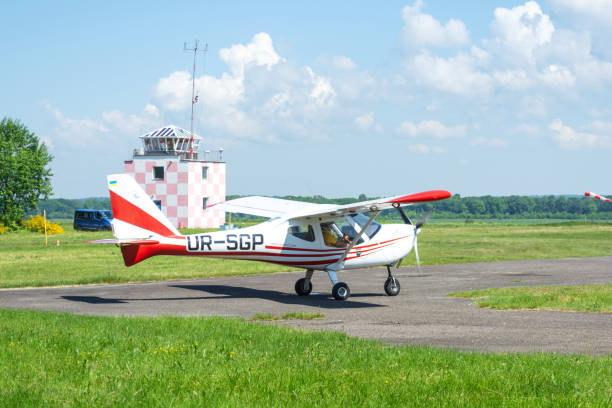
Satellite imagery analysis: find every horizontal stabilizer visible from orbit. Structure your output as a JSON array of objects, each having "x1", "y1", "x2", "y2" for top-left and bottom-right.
[{"x1": 87, "y1": 239, "x2": 160, "y2": 245}]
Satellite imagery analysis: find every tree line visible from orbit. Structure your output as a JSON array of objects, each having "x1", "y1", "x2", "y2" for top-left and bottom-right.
[{"x1": 35, "y1": 194, "x2": 612, "y2": 221}]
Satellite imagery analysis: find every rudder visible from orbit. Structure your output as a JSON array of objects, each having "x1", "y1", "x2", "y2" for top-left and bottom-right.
[{"x1": 107, "y1": 174, "x2": 181, "y2": 240}]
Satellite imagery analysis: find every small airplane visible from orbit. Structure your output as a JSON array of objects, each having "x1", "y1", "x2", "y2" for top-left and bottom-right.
[
  {"x1": 585, "y1": 191, "x2": 611, "y2": 202},
  {"x1": 90, "y1": 174, "x2": 451, "y2": 300}
]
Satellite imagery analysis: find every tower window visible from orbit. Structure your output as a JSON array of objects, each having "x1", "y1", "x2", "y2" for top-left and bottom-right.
[
  {"x1": 202, "y1": 197, "x2": 208, "y2": 210},
  {"x1": 153, "y1": 166, "x2": 164, "y2": 180},
  {"x1": 202, "y1": 166, "x2": 208, "y2": 180}
]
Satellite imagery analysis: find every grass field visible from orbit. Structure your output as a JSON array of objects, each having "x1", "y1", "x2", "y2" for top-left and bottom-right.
[
  {"x1": 449, "y1": 284, "x2": 612, "y2": 313},
  {"x1": 0, "y1": 309, "x2": 610, "y2": 407},
  {"x1": 1, "y1": 222, "x2": 611, "y2": 288}
]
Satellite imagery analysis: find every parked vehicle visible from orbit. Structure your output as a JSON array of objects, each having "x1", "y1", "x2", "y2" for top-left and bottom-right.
[{"x1": 73, "y1": 209, "x2": 113, "y2": 231}]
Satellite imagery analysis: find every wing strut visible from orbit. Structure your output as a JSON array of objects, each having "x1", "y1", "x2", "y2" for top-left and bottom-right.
[{"x1": 327, "y1": 210, "x2": 380, "y2": 272}]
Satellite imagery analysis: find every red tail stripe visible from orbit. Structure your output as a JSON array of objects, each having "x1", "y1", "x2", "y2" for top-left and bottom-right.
[{"x1": 110, "y1": 190, "x2": 176, "y2": 237}]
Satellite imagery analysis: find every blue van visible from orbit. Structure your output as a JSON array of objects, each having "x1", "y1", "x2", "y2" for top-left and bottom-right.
[{"x1": 73, "y1": 209, "x2": 113, "y2": 231}]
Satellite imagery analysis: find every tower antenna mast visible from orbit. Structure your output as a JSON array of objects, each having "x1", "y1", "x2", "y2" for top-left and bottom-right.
[{"x1": 183, "y1": 40, "x2": 207, "y2": 157}]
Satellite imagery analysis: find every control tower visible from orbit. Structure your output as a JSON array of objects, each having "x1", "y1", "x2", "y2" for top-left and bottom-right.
[{"x1": 124, "y1": 125, "x2": 226, "y2": 228}]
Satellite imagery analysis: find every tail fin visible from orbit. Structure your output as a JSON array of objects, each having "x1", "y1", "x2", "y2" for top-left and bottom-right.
[{"x1": 107, "y1": 174, "x2": 181, "y2": 240}]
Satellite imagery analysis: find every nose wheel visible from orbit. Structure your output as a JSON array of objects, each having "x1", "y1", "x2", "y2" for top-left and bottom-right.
[
  {"x1": 384, "y1": 265, "x2": 401, "y2": 296},
  {"x1": 332, "y1": 282, "x2": 350, "y2": 301}
]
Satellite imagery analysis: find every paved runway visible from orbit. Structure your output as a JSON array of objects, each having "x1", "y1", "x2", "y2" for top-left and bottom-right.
[{"x1": 1, "y1": 257, "x2": 611, "y2": 355}]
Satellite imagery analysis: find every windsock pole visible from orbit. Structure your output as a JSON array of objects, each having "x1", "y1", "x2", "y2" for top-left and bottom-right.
[{"x1": 44, "y1": 210, "x2": 48, "y2": 247}]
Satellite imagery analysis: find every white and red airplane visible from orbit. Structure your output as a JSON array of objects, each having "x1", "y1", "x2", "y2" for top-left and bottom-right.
[{"x1": 91, "y1": 174, "x2": 451, "y2": 300}]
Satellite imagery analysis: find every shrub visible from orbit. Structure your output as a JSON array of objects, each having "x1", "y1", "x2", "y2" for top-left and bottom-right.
[
  {"x1": 21, "y1": 215, "x2": 64, "y2": 234},
  {"x1": 0, "y1": 222, "x2": 8, "y2": 234}
]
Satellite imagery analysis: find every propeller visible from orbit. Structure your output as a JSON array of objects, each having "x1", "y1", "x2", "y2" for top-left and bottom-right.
[{"x1": 395, "y1": 208, "x2": 433, "y2": 273}]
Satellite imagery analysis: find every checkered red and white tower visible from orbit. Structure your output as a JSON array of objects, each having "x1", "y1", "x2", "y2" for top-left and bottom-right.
[{"x1": 124, "y1": 125, "x2": 226, "y2": 228}]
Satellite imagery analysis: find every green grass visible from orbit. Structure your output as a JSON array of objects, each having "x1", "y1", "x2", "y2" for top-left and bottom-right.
[
  {"x1": 450, "y1": 284, "x2": 612, "y2": 313},
  {"x1": 251, "y1": 312, "x2": 325, "y2": 321},
  {"x1": 1, "y1": 222, "x2": 611, "y2": 288},
  {"x1": 0, "y1": 309, "x2": 610, "y2": 407}
]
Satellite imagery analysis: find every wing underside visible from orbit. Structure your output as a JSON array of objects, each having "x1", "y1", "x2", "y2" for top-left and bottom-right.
[{"x1": 207, "y1": 196, "x2": 328, "y2": 218}]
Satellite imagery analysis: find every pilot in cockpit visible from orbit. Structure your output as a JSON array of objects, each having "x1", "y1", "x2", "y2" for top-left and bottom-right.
[{"x1": 321, "y1": 222, "x2": 351, "y2": 248}]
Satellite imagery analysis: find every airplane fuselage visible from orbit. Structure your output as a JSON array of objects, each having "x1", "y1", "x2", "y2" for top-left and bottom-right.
[{"x1": 131, "y1": 220, "x2": 415, "y2": 271}]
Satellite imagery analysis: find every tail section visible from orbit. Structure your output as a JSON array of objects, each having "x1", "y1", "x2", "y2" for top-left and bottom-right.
[
  {"x1": 106, "y1": 174, "x2": 183, "y2": 266},
  {"x1": 107, "y1": 174, "x2": 181, "y2": 239}
]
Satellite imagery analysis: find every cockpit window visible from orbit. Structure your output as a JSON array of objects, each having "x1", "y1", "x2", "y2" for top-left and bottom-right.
[
  {"x1": 321, "y1": 219, "x2": 364, "y2": 248},
  {"x1": 288, "y1": 224, "x2": 315, "y2": 242},
  {"x1": 350, "y1": 213, "x2": 382, "y2": 239}
]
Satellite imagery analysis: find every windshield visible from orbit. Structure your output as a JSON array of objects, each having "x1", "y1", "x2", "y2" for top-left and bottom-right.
[
  {"x1": 101, "y1": 210, "x2": 113, "y2": 219},
  {"x1": 350, "y1": 213, "x2": 381, "y2": 239}
]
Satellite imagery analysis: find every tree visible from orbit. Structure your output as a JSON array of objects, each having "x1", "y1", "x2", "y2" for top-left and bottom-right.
[{"x1": 0, "y1": 118, "x2": 53, "y2": 228}]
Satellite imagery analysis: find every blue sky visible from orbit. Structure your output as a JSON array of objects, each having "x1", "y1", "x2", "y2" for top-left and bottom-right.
[{"x1": 2, "y1": 1, "x2": 612, "y2": 198}]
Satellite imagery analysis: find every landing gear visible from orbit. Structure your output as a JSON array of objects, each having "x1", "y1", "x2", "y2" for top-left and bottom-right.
[
  {"x1": 384, "y1": 277, "x2": 400, "y2": 296},
  {"x1": 332, "y1": 282, "x2": 350, "y2": 301},
  {"x1": 327, "y1": 269, "x2": 350, "y2": 301},
  {"x1": 295, "y1": 270, "x2": 313, "y2": 296},
  {"x1": 295, "y1": 278, "x2": 312, "y2": 296},
  {"x1": 384, "y1": 265, "x2": 401, "y2": 296}
]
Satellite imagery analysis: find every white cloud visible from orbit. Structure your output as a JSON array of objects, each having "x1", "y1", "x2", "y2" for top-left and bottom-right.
[
  {"x1": 151, "y1": 33, "x2": 338, "y2": 141},
  {"x1": 493, "y1": 69, "x2": 533, "y2": 90},
  {"x1": 219, "y1": 32, "x2": 283, "y2": 77},
  {"x1": 574, "y1": 58, "x2": 612, "y2": 85},
  {"x1": 549, "y1": 0, "x2": 612, "y2": 24},
  {"x1": 44, "y1": 102, "x2": 162, "y2": 149},
  {"x1": 306, "y1": 67, "x2": 336, "y2": 108},
  {"x1": 407, "y1": 143, "x2": 444, "y2": 154},
  {"x1": 549, "y1": 118, "x2": 611, "y2": 149},
  {"x1": 490, "y1": 1, "x2": 555, "y2": 64},
  {"x1": 43, "y1": 102, "x2": 109, "y2": 147},
  {"x1": 354, "y1": 112, "x2": 383, "y2": 132},
  {"x1": 582, "y1": 121, "x2": 612, "y2": 134},
  {"x1": 143, "y1": 104, "x2": 160, "y2": 117},
  {"x1": 332, "y1": 56, "x2": 357, "y2": 71},
  {"x1": 537, "y1": 65, "x2": 575, "y2": 88},
  {"x1": 409, "y1": 51, "x2": 492, "y2": 95},
  {"x1": 397, "y1": 120, "x2": 466, "y2": 139},
  {"x1": 401, "y1": 0, "x2": 469, "y2": 49}
]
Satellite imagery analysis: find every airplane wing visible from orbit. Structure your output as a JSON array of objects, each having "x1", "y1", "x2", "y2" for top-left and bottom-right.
[
  {"x1": 209, "y1": 190, "x2": 451, "y2": 221},
  {"x1": 288, "y1": 190, "x2": 452, "y2": 221},
  {"x1": 207, "y1": 196, "x2": 328, "y2": 218}
]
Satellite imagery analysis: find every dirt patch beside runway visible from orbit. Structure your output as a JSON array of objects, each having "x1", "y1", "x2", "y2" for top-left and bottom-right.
[{"x1": 1, "y1": 257, "x2": 611, "y2": 355}]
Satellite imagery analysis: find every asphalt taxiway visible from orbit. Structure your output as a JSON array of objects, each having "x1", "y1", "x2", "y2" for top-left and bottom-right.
[{"x1": 1, "y1": 257, "x2": 610, "y2": 355}]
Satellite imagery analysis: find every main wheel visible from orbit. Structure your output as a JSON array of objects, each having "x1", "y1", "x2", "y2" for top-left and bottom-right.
[
  {"x1": 332, "y1": 282, "x2": 350, "y2": 301},
  {"x1": 384, "y1": 277, "x2": 401, "y2": 296},
  {"x1": 295, "y1": 278, "x2": 312, "y2": 296}
]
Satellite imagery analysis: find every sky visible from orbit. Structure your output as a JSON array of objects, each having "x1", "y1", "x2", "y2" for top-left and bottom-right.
[{"x1": 2, "y1": 0, "x2": 612, "y2": 198}]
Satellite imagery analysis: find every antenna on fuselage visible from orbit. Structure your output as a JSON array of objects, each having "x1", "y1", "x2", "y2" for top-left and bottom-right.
[{"x1": 183, "y1": 40, "x2": 208, "y2": 157}]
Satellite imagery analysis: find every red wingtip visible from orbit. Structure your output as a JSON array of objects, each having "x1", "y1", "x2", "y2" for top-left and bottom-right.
[{"x1": 388, "y1": 190, "x2": 452, "y2": 204}]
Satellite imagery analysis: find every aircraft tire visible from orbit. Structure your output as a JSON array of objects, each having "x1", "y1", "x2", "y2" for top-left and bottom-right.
[
  {"x1": 384, "y1": 277, "x2": 401, "y2": 296},
  {"x1": 332, "y1": 282, "x2": 350, "y2": 301},
  {"x1": 295, "y1": 278, "x2": 312, "y2": 296}
]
